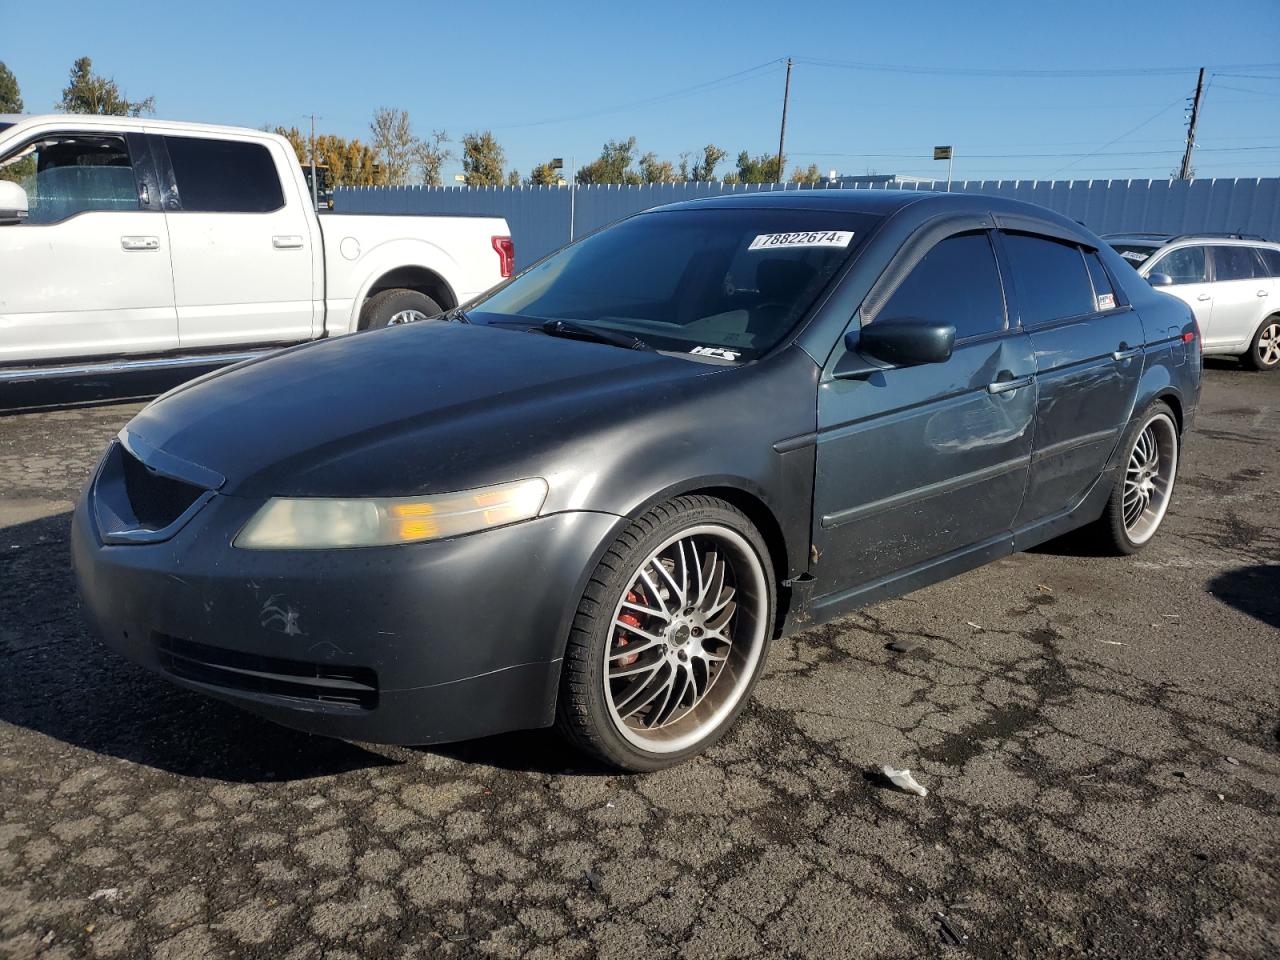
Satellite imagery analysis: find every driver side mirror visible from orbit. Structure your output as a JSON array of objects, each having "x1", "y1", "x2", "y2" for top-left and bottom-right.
[
  {"x1": 0, "y1": 180, "x2": 28, "y2": 225},
  {"x1": 833, "y1": 319, "x2": 956, "y2": 379},
  {"x1": 1148, "y1": 272, "x2": 1174, "y2": 287}
]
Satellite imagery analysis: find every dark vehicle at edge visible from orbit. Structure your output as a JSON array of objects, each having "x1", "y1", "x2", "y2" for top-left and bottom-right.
[{"x1": 71, "y1": 191, "x2": 1201, "y2": 771}]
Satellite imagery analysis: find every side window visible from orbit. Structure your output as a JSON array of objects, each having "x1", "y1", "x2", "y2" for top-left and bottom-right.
[
  {"x1": 1256, "y1": 247, "x2": 1280, "y2": 278},
  {"x1": 1151, "y1": 246, "x2": 1207, "y2": 285},
  {"x1": 1001, "y1": 232, "x2": 1096, "y2": 325},
  {"x1": 0, "y1": 134, "x2": 139, "y2": 224},
  {"x1": 876, "y1": 231, "x2": 1006, "y2": 340},
  {"x1": 1084, "y1": 250, "x2": 1118, "y2": 310},
  {"x1": 1213, "y1": 246, "x2": 1265, "y2": 282},
  {"x1": 163, "y1": 136, "x2": 284, "y2": 213}
]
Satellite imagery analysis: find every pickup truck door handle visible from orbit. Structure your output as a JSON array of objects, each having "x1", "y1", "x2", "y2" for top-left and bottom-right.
[
  {"x1": 272, "y1": 235, "x2": 304, "y2": 249},
  {"x1": 1196, "y1": 293, "x2": 1212, "y2": 302},
  {"x1": 120, "y1": 236, "x2": 160, "y2": 251},
  {"x1": 1112, "y1": 345, "x2": 1142, "y2": 362},
  {"x1": 987, "y1": 374, "x2": 1033, "y2": 395},
  {"x1": 1258, "y1": 290, "x2": 1270, "y2": 298}
]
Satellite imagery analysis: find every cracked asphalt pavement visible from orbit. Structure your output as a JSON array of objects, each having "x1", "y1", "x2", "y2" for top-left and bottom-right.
[{"x1": 1, "y1": 363, "x2": 1277, "y2": 959}]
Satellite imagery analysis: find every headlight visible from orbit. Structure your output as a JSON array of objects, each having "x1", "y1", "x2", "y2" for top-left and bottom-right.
[{"x1": 234, "y1": 478, "x2": 549, "y2": 549}]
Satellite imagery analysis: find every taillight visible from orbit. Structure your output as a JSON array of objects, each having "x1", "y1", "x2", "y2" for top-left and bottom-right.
[{"x1": 491, "y1": 236, "x2": 514, "y2": 278}]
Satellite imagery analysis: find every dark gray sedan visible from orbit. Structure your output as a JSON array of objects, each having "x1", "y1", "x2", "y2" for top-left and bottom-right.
[{"x1": 72, "y1": 191, "x2": 1200, "y2": 771}]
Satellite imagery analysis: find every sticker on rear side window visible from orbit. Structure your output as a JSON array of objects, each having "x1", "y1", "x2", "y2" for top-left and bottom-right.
[
  {"x1": 1097, "y1": 293, "x2": 1116, "y2": 310},
  {"x1": 748, "y1": 231, "x2": 854, "y2": 251},
  {"x1": 1120, "y1": 250, "x2": 1150, "y2": 262}
]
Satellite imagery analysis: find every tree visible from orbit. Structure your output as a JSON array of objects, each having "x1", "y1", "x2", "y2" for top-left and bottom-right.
[
  {"x1": 727, "y1": 150, "x2": 784, "y2": 184},
  {"x1": 789, "y1": 163, "x2": 823, "y2": 186},
  {"x1": 60, "y1": 57, "x2": 154, "y2": 116},
  {"x1": 274, "y1": 126, "x2": 308, "y2": 165},
  {"x1": 0, "y1": 62, "x2": 22, "y2": 113},
  {"x1": 506, "y1": 170, "x2": 521, "y2": 187},
  {"x1": 461, "y1": 130, "x2": 506, "y2": 186},
  {"x1": 416, "y1": 130, "x2": 452, "y2": 187},
  {"x1": 689, "y1": 144, "x2": 727, "y2": 182},
  {"x1": 576, "y1": 137, "x2": 642, "y2": 185},
  {"x1": 273, "y1": 126, "x2": 381, "y2": 187},
  {"x1": 639, "y1": 152, "x2": 678, "y2": 184},
  {"x1": 369, "y1": 107, "x2": 417, "y2": 186},
  {"x1": 529, "y1": 161, "x2": 563, "y2": 186}
]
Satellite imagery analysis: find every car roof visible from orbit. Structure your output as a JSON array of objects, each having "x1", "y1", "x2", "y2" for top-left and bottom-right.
[{"x1": 0, "y1": 113, "x2": 285, "y2": 142}]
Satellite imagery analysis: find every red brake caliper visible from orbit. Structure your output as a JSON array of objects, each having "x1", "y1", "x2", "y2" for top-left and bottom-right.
[{"x1": 615, "y1": 590, "x2": 643, "y2": 667}]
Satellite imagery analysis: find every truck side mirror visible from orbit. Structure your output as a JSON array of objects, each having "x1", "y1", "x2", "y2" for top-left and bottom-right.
[{"x1": 0, "y1": 180, "x2": 29, "y2": 225}]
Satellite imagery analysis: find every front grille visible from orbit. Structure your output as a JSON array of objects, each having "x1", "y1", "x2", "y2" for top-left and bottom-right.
[
  {"x1": 154, "y1": 634, "x2": 379, "y2": 710},
  {"x1": 120, "y1": 447, "x2": 204, "y2": 529}
]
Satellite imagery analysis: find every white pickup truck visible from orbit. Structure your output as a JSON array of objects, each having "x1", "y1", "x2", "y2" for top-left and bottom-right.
[{"x1": 0, "y1": 115, "x2": 512, "y2": 381}]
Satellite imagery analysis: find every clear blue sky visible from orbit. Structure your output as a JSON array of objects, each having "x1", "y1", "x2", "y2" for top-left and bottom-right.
[{"x1": 4, "y1": 0, "x2": 1279, "y2": 182}]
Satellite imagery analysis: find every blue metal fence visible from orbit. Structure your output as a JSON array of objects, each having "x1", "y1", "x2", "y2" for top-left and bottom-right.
[{"x1": 335, "y1": 177, "x2": 1280, "y2": 269}]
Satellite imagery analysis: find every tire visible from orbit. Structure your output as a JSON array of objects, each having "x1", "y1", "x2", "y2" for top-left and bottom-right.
[
  {"x1": 1241, "y1": 315, "x2": 1280, "y2": 371},
  {"x1": 556, "y1": 495, "x2": 776, "y2": 772},
  {"x1": 1089, "y1": 401, "x2": 1180, "y2": 555},
  {"x1": 359, "y1": 289, "x2": 442, "y2": 330}
]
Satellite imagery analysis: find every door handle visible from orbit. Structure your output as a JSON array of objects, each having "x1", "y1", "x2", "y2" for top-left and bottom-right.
[
  {"x1": 272, "y1": 235, "x2": 304, "y2": 249},
  {"x1": 120, "y1": 236, "x2": 160, "y2": 251},
  {"x1": 987, "y1": 374, "x2": 1033, "y2": 395},
  {"x1": 1112, "y1": 345, "x2": 1141, "y2": 361},
  {"x1": 1258, "y1": 290, "x2": 1270, "y2": 298},
  {"x1": 1196, "y1": 293, "x2": 1212, "y2": 302}
]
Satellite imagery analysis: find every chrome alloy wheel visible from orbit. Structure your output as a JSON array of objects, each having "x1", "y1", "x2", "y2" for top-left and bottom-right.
[
  {"x1": 387, "y1": 309, "x2": 430, "y2": 326},
  {"x1": 1258, "y1": 321, "x2": 1280, "y2": 367},
  {"x1": 603, "y1": 524, "x2": 768, "y2": 754},
  {"x1": 1123, "y1": 412, "x2": 1179, "y2": 545}
]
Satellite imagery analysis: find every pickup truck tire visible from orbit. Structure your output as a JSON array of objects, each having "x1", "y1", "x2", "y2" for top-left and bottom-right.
[{"x1": 360, "y1": 289, "x2": 442, "y2": 330}]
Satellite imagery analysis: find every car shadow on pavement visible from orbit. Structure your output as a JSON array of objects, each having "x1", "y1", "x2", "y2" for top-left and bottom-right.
[
  {"x1": 0, "y1": 512, "x2": 398, "y2": 784},
  {"x1": 1208, "y1": 564, "x2": 1280, "y2": 629},
  {"x1": 421, "y1": 730, "x2": 614, "y2": 776}
]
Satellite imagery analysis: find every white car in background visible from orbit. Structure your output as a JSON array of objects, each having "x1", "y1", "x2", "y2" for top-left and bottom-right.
[
  {"x1": 1106, "y1": 232, "x2": 1280, "y2": 370},
  {"x1": 0, "y1": 115, "x2": 512, "y2": 381}
]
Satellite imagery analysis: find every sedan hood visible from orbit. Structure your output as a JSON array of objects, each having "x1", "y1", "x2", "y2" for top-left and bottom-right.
[{"x1": 126, "y1": 321, "x2": 714, "y2": 498}]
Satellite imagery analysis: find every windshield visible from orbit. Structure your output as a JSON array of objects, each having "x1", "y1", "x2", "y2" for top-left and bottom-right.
[
  {"x1": 469, "y1": 208, "x2": 882, "y2": 362},
  {"x1": 1108, "y1": 243, "x2": 1159, "y2": 269}
]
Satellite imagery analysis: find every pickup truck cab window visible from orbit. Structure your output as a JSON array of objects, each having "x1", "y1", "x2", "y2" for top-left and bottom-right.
[
  {"x1": 162, "y1": 135, "x2": 284, "y2": 213},
  {"x1": 874, "y1": 231, "x2": 1006, "y2": 340},
  {"x1": 0, "y1": 134, "x2": 139, "y2": 224},
  {"x1": 1001, "y1": 232, "x2": 1096, "y2": 326}
]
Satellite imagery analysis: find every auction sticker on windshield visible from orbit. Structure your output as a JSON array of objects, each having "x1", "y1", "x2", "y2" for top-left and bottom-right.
[{"x1": 749, "y1": 231, "x2": 854, "y2": 250}]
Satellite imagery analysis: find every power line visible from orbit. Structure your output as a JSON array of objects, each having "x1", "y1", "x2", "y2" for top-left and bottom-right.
[
  {"x1": 1050, "y1": 96, "x2": 1186, "y2": 177},
  {"x1": 792, "y1": 56, "x2": 1280, "y2": 78}
]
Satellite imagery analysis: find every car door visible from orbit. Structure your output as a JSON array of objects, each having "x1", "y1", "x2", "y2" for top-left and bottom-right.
[
  {"x1": 1001, "y1": 232, "x2": 1146, "y2": 528},
  {"x1": 811, "y1": 227, "x2": 1036, "y2": 610},
  {"x1": 156, "y1": 133, "x2": 315, "y2": 348},
  {"x1": 1206, "y1": 246, "x2": 1272, "y2": 351},
  {"x1": 0, "y1": 129, "x2": 176, "y2": 364},
  {"x1": 1147, "y1": 244, "x2": 1214, "y2": 333}
]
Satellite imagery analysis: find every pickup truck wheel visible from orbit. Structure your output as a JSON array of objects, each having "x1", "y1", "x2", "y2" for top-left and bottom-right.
[
  {"x1": 556, "y1": 495, "x2": 775, "y2": 772},
  {"x1": 1242, "y1": 316, "x2": 1280, "y2": 371},
  {"x1": 360, "y1": 289, "x2": 442, "y2": 330}
]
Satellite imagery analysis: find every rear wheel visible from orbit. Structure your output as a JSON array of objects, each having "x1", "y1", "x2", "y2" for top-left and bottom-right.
[
  {"x1": 556, "y1": 495, "x2": 775, "y2": 771},
  {"x1": 1242, "y1": 316, "x2": 1280, "y2": 371},
  {"x1": 1090, "y1": 401, "x2": 1180, "y2": 554},
  {"x1": 359, "y1": 289, "x2": 442, "y2": 330}
]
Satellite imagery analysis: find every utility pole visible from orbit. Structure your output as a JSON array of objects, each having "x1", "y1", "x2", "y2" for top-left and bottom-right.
[
  {"x1": 776, "y1": 57, "x2": 792, "y2": 184},
  {"x1": 569, "y1": 155, "x2": 576, "y2": 242},
  {"x1": 1178, "y1": 68, "x2": 1205, "y2": 181},
  {"x1": 306, "y1": 113, "x2": 320, "y2": 210}
]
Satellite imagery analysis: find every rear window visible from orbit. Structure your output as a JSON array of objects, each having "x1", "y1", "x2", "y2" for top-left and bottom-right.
[
  {"x1": 163, "y1": 136, "x2": 284, "y2": 213},
  {"x1": 1257, "y1": 247, "x2": 1280, "y2": 277},
  {"x1": 1213, "y1": 245, "x2": 1265, "y2": 282},
  {"x1": 1002, "y1": 232, "x2": 1096, "y2": 325},
  {"x1": 470, "y1": 208, "x2": 882, "y2": 362}
]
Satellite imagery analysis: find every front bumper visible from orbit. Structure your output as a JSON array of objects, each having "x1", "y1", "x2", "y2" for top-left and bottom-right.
[{"x1": 71, "y1": 487, "x2": 623, "y2": 745}]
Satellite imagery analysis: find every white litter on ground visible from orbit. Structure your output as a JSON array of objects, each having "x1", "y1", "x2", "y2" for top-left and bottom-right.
[{"x1": 881, "y1": 765, "x2": 929, "y2": 797}]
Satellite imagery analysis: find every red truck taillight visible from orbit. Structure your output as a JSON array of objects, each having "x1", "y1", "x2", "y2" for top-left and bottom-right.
[{"x1": 492, "y1": 236, "x2": 514, "y2": 278}]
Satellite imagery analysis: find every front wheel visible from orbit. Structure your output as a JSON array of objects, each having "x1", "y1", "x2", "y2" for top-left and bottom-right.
[
  {"x1": 1242, "y1": 316, "x2": 1280, "y2": 371},
  {"x1": 1090, "y1": 401, "x2": 1180, "y2": 554},
  {"x1": 556, "y1": 496, "x2": 775, "y2": 771}
]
